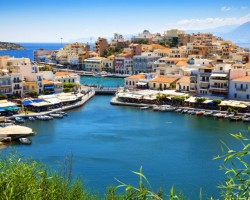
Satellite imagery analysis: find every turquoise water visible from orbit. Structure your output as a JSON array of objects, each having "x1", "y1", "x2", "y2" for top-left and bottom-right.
[
  {"x1": 14, "y1": 96, "x2": 248, "y2": 198},
  {"x1": 80, "y1": 76, "x2": 124, "y2": 87}
]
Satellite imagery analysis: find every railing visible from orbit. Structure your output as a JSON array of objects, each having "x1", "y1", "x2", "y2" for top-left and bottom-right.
[
  {"x1": 236, "y1": 88, "x2": 247, "y2": 92},
  {"x1": 14, "y1": 87, "x2": 22, "y2": 90},
  {"x1": 13, "y1": 79, "x2": 22, "y2": 83}
]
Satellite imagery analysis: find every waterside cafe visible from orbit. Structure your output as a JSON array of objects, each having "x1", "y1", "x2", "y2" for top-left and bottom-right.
[
  {"x1": 0, "y1": 100, "x2": 20, "y2": 116},
  {"x1": 22, "y1": 93, "x2": 83, "y2": 113},
  {"x1": 117, "y1": 90, "x2": 188, "y2": 104}
]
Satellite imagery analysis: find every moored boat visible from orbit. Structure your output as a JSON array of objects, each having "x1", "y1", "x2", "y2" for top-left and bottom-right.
[
  {"x1": 15, "y1": 117, "x2": 25, "y2": 123},
  {"x1": 213, "y1": 113, "x2": 226, "y2": 118},
  {"x1": 196, "y1": 111, "x2": 204, "y2": 115},
  {"x1": 203, "y1": 111, "x2": 213, "y2": 116},
  {"x1": 230, "y1": 116, "x2": 242, "y2": 121},
  {"x1": 28, "y1": 116, "x2": 35, "y2": 121},
  {"x1": 152, "y1": 106, "x2": 160, "y2": 111},
  {"x1": 140, "y1": 106, "x2": 150, "y2": 110},
  {"x1": 19, "y1": 137, "x2": 32, "y2": 145},
  {"x1": 242, "y1": 117, "x2": 250, "y2": 122},
  {"x1": 49, "y1": 113, "x2": 64, "y2": 118}
]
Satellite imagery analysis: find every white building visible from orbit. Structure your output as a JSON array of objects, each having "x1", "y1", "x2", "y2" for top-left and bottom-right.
[{"x1": 229, "y1": 76, "x2": 250, "y2": 100}]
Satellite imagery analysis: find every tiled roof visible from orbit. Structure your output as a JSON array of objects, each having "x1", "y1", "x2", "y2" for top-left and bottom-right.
[
  {"x1": 42, "y1": 79, "x2": 53, "y2": 85},
  {"x1": 150, "y1": 76, "x2": 178, "y2": 84},
  {"x1": 126, "y1": 74, "x2": 146, "y2": 79},
  {"x1": 55, "y1": 72, "x2": 72, "y2": 76},
  {"x1": 176, "y1": 76, "x2": 190, "y2": 84},
  {"x1": 233, "y1": 76, "x2": 250, "y2": 82}
]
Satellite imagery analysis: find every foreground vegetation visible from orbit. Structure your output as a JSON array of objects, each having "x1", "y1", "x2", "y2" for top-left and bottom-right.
[{"x1": 0, "y1": 128, "x2": 249, "y2": 199}]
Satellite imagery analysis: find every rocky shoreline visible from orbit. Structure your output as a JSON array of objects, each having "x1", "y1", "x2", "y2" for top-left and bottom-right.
[{"x1": 0, "y1": 42, "x2": 25, "y2": 50}]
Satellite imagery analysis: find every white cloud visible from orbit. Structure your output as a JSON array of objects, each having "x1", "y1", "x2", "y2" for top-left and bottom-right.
[
  {"x1": 221, "y1": 6, "x2": 233, "y2": 12},
  {"x1": 173, "y1": 13, "x2": 250, "y2": 30},
  {"x1": 241, "y1": 6, "x2": 248, "y2": 10}
]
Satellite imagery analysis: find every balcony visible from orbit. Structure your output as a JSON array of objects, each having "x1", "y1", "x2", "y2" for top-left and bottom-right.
[
  {"x1": 210, "y1": 86, "x2": 228, "y2": 91},
  {"x1": 14, "y1": 86, "x2": 22, "y2": 90},
  {"x1": 13, "y1": 79, "x2": 22, "y2": 83},
  {"x1": 236, "y1": 88, "x2": 247, "y2": 92},
  {"x1": 0, "y1": 83, "x2": 12, "y2": 87}
]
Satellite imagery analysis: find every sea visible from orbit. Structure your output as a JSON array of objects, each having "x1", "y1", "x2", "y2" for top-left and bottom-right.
[{"x1": 1, "y1": 43, "x2": 250, "y2": 198}]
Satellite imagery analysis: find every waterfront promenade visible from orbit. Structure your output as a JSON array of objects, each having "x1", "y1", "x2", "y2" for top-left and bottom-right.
[{"x1": 11, "y1": 90, "x2": 95, "y2": 118}]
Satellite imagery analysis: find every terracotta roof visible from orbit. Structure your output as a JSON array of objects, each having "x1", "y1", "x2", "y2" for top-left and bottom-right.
[
  {"x1": 176, "y1": 76, "x2": 190, "y2": 84},
  {"x1": 126, "y1": 74, "x2": 146, "y2": 79},
  {"x1": 42, "y1": 79, "x2": 53, "y2": 85},
  {"x1": 233, "y1": 76, "x2": 250, "y2": 82},
  {"x1": 55, "y1": 71, "x2": 72, "y2": 76},
  {"x1": 150, "y1": 76, "x2": 178, "y2": 84},
  {"x1": 175, "y1": 60, "x2": 187, "y2": 66}
]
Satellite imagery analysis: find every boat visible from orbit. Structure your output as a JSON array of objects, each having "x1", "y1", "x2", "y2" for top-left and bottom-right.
[
  {"x1": 164, "y1": 106, "x2": 175, "y2": 112},
  {"x1": 242, "y1": 117, "x2": 250, "y2": 122},
  {"x1": 19, "y1": 137, "x2": 32, "y2": 145},
  {"x1": 49, "y1": 113, "x2": 64, "y2": 118},
  {"x1": 230, "y1": 116, "x2": 242, "y2": 121},
  {"x1": 190, "y1": 110, "x2": 197, "y2": 115},
  {"x1": 203, "y1": 111, "x2": 213, "y2": 116},
  {"x1": 15, "y1": 117, "x2": 25, "y2": 123},
  {"x1": 196, "y1": 111, "x2": 204, "y2": 116},
  {"x1": 182, "y1": 109, "x2": 188, "y2": 113},
  {"x1": 175, "y1": 108, "x2": 182, "y2": 112},
  {"x1": 56, "y1": 111, "x2": 68, "y2": 116},
  {"x1": 140, "y1": 106, "x2": 150, "y2": 110},
  {"x1": 224, "y1": 114, "x2": 235, "y2": 119},
  {"x1": 152, "y1": 106, "x2": 160, "y2": 111},
  {"x1": 213, "y1": 113, "x2": 226, "y2": 118},
  {"x1": 28, "y1": 116, "x2": 35, "y2": 121}
]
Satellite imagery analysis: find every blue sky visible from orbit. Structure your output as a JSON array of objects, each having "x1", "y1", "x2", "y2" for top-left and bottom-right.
[{"x1": 0, "y1": 0, "x2": 249, "y2": 42}]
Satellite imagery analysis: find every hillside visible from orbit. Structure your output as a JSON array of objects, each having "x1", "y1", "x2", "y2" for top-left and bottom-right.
[{"x1": 0, "y1": 42, "x2": 25, "y2": 50}]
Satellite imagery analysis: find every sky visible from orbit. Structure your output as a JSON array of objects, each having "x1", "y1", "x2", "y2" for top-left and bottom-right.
[{"x1": 0, "y1": 0, "x2": 249, "y2": 42}]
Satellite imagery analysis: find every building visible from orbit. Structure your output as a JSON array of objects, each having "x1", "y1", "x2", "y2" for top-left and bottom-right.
[
  {"x1": 197, "y1": 65, "x2": 213, "y2": 95},
  {"x1": 102, "y1": 57, "x2": 114, "y2": 73},
  {"x1": 54, "y1": 71, "x2": 80, "y2": 84},
  {"x1": 149, "y1": 76, "x2": 178, "y2": 90},
  {"x1": 133, "y1": 53, "x2": 160, "y2": 74},
  {"x1": 176, "y1": 76, "x2": 190, "y2": 92},
  {"x1": 0, "y1": 71, "x2": 12, "y2": 95},
  {"x1": 229, "y1": 76, "x2": 250, "y2": 100},
  {"x1": 33, "y1": 49, "x2": 58, "y2": 64},
  {"x1": 163, "y1": 29, "x2": 185, "y2": 38},
  {"x1": 124, "y1": 74, "x2": 149, "y2": 89},
  {"x1": 114, "y1": 55, "x2": 133, "y2": 74},
  {"x1": 23, "y1": 81, "x2": 37, "y2": 95},
  {"x1": 94, "y1": 37, "x2": 109, "y2": 57},
  {"x1": 43, "y1": 79, "x2": 55, "y2": 94},
  {"x1": 128, "y1": 44, "x2": 142, "y2": 56},
  {"x1": 131, "y1": 30, "x2": 153, "y2": 44},
  {"x1": 82, "y1": 57, "x2": 105, "y2": 72}
]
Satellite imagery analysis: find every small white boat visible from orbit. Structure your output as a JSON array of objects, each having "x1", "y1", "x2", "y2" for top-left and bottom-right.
[
  {"x1": 182, "y1": 109, "x2": 188, "y2": 113},
  {"x1": 213, "y1": 113, "x2": 226, "y2": 118},
  {"x1": 152, "y1": 106, "x2": 160, "y2": 111},
  {"x1": 28, "y1": 116, "x2": 35, "y2": 121},
  {"x1": 175, "y1": 108, "x2": 182, "y2": 112},
  {"x1": 203, "y1": 111, "x2": 213, "y2": 116},
  {"x1": 15, "y1": 117, "x2": 25, "y2": 123},
  {"x1": 49, "y1": 113, "x2": 64, "y2": 118},
  {"x1": 56, "y1": 111, "x2": 68, "y2": 116},
  {"x1": 19, "y1": 137, "x2": 32, "y2": 145},
  {"x1": 140, "y1": 106, "x2": 150, "y2": 110},
  {"x1": 242, "y1": 117, "x2": 250, "y2": 122}
]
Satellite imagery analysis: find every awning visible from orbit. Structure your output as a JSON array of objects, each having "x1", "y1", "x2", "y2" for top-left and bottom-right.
[
  {"x1": 22, "y1": 99, "x2": 43, "y2": 106},
  {"x1": 44, "y1": 86, "x2": 54, "y2": 89},
  {"x1": 185, "y1": 97, "x2": 197, "y2": 103},
  {"x1": 211, "y1": 74, "x2": 228, "y2": 77},
  {"x1": 136, "y1": 82, "x2": 147, "y2": 86},
  {"x1": 30, "y1": 102, "x2": 52, "y2": 107},
  {"x1": 202, "y1": 100, "x2": 214, "y2": 104},
  {"x1": 0, "y1": 108, "x2": 5, "y2": 112}
]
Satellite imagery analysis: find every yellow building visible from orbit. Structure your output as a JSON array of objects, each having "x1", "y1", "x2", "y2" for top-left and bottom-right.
[
  {"x1": 23, "y1": 81, "x2": 37, "y2": 94},
  {"x1": 149, "y1": 76, "x2": 178, "y2": 90}
]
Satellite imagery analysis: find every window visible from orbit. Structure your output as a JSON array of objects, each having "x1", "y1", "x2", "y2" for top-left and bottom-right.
[
  {"x1": 235, "y1": 83, "x2": 237, "y2": 88},
  {"x1": 247, "y1": 94, "x2": 249, "y2": 99},
  {"x1": 234, "y1": 93, "x2": 237, "y2": 98}
]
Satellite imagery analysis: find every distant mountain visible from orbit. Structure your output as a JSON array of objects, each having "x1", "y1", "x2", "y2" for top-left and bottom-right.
[
  {"x1": 0, "y1": 42, "x2": 25, "y2": 50},
  {"x1": 186, "y1": 24, "x2": 238, "y2": 35},
  {"x1": 219, "y1": 21, "x2": 250, "y2": 43}
]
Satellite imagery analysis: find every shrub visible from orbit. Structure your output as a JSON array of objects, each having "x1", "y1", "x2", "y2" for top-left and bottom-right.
[
  {"x1": 63, "y1": 88, "x2": 70, "y2": 93},
  {"x1": 0, "y1": 150, "x2": 94, "y2": 200},
  {"x1": 63, "y1": 82, "x2": 76, "y2": 89},
  {"x1": 212, "y1": 99, "x2": 221, "y2": 105}
]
